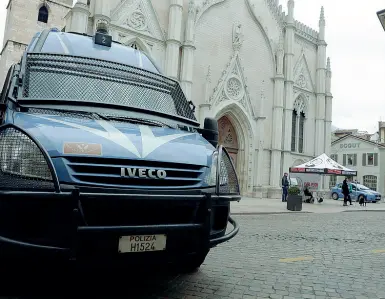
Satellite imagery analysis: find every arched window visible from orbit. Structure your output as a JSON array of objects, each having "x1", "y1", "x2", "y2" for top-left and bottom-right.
[
  {"x1": 38, "y1": 5, "x2": 49, "y2": 23},
  {"x1": 291, "y1": 110, "x2": 297, "y2": 152},
  {"x1": 298, "y1": 111, "x2": 305, "y2": 153},
  {"x1": 363, "y1": 175, "x2": 377, "y2": 191},
  {"x1": 291, "y1": 96, "x2": 307, "y2": 153}
]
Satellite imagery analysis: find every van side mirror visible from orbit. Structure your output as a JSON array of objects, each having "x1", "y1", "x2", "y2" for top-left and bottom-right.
[{"x1": 202, "y1": 117, "x2": 219, "y2": 148}]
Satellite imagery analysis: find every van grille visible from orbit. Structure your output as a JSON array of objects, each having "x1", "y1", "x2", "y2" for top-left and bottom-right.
[{"x1": 63, "y1": 157, "x2": 206, "y2": 189}]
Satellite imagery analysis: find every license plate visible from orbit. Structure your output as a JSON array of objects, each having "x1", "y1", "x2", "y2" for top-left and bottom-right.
[{"x1": 118, "y1": 234, "x2": 167, "y2": 253}]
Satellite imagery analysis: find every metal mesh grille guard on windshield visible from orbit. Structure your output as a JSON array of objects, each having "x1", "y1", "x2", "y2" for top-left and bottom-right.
[{"x1": 20, "y1": 53, "x2": 197, "y2": 121}]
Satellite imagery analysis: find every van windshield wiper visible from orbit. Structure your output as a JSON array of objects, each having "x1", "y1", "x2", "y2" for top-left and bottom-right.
[
  {"x1": 22, "y1": 106, "x2": 175, "y2": 129},
  {"x1": 103, "y1": 115, "x2": 173, "y2": 128}
]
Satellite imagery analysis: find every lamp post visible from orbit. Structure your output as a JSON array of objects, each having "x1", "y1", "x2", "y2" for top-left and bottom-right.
[{"x1": 377, "y1": 9, "x2": 385, "y2": 32}]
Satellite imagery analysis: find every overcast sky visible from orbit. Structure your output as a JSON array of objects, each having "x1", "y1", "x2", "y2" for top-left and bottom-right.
[{"x1": 0, "y1": 0, "x2": 384, "y2": 133}]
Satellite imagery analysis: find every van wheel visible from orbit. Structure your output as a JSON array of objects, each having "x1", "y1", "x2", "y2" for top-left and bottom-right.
[
  {"x1": 332, "y1": 193, "x2": 339, "y2": 200},
  {"x1": 177, "y1": 251, "x2": 209, "y2": 273}
]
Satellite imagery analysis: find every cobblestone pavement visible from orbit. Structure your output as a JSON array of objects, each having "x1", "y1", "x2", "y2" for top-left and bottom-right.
[
  {"x1": 7, "y1": 212, "x2": 385, "y2": 298},
  {"x1": 148, "y1": 212, "x2": 385, "y2": 299}
]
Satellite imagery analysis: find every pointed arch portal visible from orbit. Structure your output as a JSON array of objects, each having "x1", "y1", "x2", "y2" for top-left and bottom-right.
[{"x1": 218, "y1": 116, "x2": 239, "y2": 168}]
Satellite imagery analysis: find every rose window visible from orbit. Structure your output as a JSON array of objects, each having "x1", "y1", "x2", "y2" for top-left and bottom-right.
[
  {"x1": 128, "y1": 11, "x2": 146, "y2": 31},
  {"x1": 297, "y1": 74, "x2": 307, "y2": 88},
  {"x1": 226, "y1": 77, "x2": 242, "y2": 100}
]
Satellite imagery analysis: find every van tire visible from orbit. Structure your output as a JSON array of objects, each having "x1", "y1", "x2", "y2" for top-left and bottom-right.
[
  {"x1": 332, "y1": 193, "x2": 339, "y2": 200},
  {"x1": 177, "y1": 251, "x2": 209, "y2": 273}
]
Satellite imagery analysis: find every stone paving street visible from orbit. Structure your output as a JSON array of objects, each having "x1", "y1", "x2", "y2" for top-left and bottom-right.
[
  {"x1": 6, "y1": 212, "x2": 385, "y2": 298},
  {"x1": 154, "y1": 212, "x2": 385, "y2": 299}
]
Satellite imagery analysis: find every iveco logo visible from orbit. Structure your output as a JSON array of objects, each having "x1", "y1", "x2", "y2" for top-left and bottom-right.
[{"x1": 120, "y1": 168, "x2": 167, "y2": 179}]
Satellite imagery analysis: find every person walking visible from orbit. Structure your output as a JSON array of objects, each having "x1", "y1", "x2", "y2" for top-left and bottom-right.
[
  {"x1": 342, "y1": 178, "x2": 352, "y2": 206},
  {"x1": 281, "y1": 173, "x2": 289, "y2": 202}
]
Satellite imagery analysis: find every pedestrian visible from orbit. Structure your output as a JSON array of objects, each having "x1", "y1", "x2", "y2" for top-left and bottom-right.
[
  {"x1": 342, "y1": 178, "x2": 352, "y2": 206},
  {"x1": 281, "y1": 173, "x2": 289, "y2": 202},
  {"x1": 304, "y1": 186, "x2": 313, "y2": 203}
]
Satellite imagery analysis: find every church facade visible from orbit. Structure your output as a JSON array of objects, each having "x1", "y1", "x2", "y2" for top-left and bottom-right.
[{"x1": 0, "y1": 0, "x2": 333, "y2": 198}]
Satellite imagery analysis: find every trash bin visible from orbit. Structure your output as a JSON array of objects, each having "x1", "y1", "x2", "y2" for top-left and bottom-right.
[{"x1": 287, "y1": 194, "x2": 303, "y2": 211}]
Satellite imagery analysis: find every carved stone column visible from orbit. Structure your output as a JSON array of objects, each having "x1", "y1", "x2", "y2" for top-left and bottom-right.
[
  {"x1": 324, "y1": 57, "x2": 333, "y2": 190},
  {"x1": 315, "y1": 7, "x2": 327, "y2": 157},
  {"x1": 199, "y1": 65, "x2": 212, "y2": 124},
  {"x1": 165, "y1": 0, "x2": 183, "y2": 80},
  {"x1": 180, "y1": 1, "x2": 196, "y2": 101},
  {"x1": 270, "y1": 35, "x2": 285, "y2": 189},
  {"x1": 282, "y1": 0, "x2": 295, "y2": 176},
  {"x1": 66, "y1": 0, "x2": 90, "y2": 34},
  {"x1": 93, "y1": 0, "x2": 111, "y2": 34}
]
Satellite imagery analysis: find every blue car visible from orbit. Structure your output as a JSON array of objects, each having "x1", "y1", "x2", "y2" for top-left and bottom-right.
[
  {"x1": 331, "y1": 183, "x2": 381, "y2": 203},
  {"x1": 0, "y1": 28, "x2": 241, "y2": 273}
]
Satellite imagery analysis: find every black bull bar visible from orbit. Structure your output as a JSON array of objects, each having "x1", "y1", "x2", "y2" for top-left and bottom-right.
[{"x1": 0, "y1": 190, "x2": 240, "y2": 258}]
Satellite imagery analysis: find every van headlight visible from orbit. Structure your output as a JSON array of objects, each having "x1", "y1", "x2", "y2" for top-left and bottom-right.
[
  {"x1": 204, "y1": 148, "x2": 240, "y2": 195},
  {"x1": 217, "y1": 147, "x2": 239, "y2": 195},
  {"x1": 0, "y1": 127, "x2": 52, "y2": 181},
  {"x1": 204, "y1": 151, "x2": 218, "y2": 187}
]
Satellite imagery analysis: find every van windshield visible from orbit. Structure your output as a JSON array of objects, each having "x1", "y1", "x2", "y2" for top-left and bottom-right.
[{"x1": 20, "y1": 53, "x2": 197, "y2": 122}]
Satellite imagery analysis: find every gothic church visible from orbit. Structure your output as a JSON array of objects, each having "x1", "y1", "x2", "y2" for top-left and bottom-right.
[{"x1": 0, "y1": 0, "x2": 333, "y2": 198}]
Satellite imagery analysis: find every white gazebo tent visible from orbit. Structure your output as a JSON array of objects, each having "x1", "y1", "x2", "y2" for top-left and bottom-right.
[
  {"x1": 289, "y1": 153, "x2": 357, "y2": 176},
  {"x1": 289, "y1": 153, "x2": 357, "y2": 202}
]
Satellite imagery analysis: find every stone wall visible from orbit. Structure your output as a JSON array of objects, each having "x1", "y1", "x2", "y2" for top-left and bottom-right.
[{"x1": 0, "y1": 0, "x2": 71, "y2": 85}]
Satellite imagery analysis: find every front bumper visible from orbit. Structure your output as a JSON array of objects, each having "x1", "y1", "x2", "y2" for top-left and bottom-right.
[{"x1": 0, "y1": 187, "x2": 239, "y2": 264}]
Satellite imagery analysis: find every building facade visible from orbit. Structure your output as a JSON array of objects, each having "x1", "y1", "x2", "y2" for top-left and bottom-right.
[
  {"x1": 0, "y1": 0, "x2": 73, "y2": 83},
  {"x1": 0, "y1": 0, "x2": 333, "y2": 198},
  {"x1": 331, "y1": 134, "x2": 385, "y2": 196}
]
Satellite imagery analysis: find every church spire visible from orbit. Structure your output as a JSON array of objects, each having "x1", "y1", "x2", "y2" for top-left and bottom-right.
[
  {"x1": 326, "y1": 57, "x2": 332, "y2": 94},
  {"x1": 319, "y1": 6, "x2": 325, "y2": 41},
  {"x1": 320, "y1": 6, "x2": 325, "y2": 22},
  {"x1": 287, "y1": 0, "x2": 295, "y2": 23}
]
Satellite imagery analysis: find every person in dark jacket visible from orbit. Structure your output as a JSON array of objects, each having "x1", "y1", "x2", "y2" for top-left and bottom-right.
[
  {"x1": 282, "y1": 173, "x2": 289, "y2": 202},
  {"x1": 342, "y1": 178, "x2": 352, "y2": 206}
]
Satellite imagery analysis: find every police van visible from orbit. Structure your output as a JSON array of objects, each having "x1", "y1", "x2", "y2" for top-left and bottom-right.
[{"x1": 0, "y1": 28, "x2": 241, "y2": 272}]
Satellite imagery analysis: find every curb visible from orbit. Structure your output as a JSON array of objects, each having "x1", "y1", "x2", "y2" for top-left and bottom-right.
[
  {"x1": 231, "y1": 211, "x2": 313, "y2": 215},
  {"x1": 342, "y1": 210, "x2": 385, "y2": 213}
]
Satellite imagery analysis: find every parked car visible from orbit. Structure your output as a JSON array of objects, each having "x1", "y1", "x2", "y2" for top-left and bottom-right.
[{"x1": 331, "y1": 183, "x2": 381, "y2": 203}]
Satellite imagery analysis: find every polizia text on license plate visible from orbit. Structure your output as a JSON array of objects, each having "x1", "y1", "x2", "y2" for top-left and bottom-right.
[{"x1": 118, "y1": 234, "x2": 167, "y2": 253}]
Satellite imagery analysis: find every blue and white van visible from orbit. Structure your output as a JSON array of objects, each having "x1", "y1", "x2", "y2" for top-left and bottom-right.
[{"x1": 0, "y1": 28, "x2": 241, "y2": 272}]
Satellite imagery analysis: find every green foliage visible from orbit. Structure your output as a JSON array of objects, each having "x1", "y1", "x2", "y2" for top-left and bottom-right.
[{"x1": 288, "y1": 186, "x2": 300, "y2": 195}]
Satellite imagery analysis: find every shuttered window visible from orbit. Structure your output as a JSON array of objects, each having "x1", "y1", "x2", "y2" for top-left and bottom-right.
[{"x1": 364, "y1": 153, "x2": 378, "y2": 166}]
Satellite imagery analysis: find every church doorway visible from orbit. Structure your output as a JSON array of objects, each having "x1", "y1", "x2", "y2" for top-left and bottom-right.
[{"x1": 218, "y1": 116, "x2": 239, "y2": 168}]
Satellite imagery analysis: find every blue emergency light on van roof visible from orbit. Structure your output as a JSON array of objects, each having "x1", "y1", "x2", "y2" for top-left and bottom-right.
[{"x1": 50, "y1": 28, "x2": 60, "y2": 32}]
